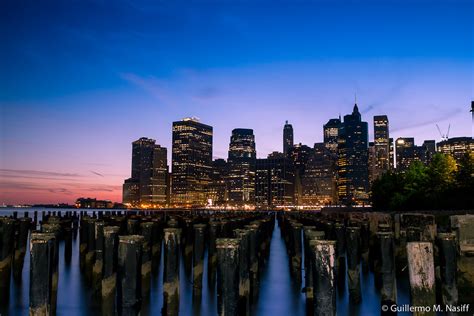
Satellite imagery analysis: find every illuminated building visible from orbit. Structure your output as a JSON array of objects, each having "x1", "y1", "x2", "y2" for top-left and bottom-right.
[
  {"x1": 301, "y1": 143, "x2": 337, "y2": 206},
  {"x1": 206, "y1": 159, "x2": 228, "y2": 206},
  {"x1": 373, "y1": 115, "x2": 390, "y2": 179},
  {"x1": 283, "y1": 120, "x2": 294, "y2": 156},
  {"x1": 395, "y1": 137, "x2": 415, "y2": 171},
  {"x1": 227, "y1": 128, "x2": 256, "y2": 205},
  {"x1": 289, "y1": 143, "x2": 312, "y2": 205},
  {"x1": 122, "y1": 137, "x2": 168, "y2": 207},
  {"x1": 437, "y1": 137, "x2": 474, "y2": 163},
  {"x1": 368, "y1": 142, "x2": 377, "y2": 184},
  {"x1": 255, "y1": 152, "x2": 294, "y2": 207},
  {"x1": 171, "y1": 118, "x2": 213, "y2": 206},
  {"x1": 389, "y1": 138, "x2": 395, "y2": 170},
  {"x1": 395, "y1": 137, "x2": 435, "y2": 171},
  {"x1": 324, "y1": 118, "x2": 341, "y2": 155},
  {"x1": 337, "y1": 103, "x2": 369, "y2": 205}
]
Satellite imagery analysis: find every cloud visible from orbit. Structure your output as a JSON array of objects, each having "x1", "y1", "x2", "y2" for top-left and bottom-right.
[
  {"x1": 120, "y1": 72, "x2": 176, "y2": 106},
  {"x1": 392, "y1": 108, "x2": 463, "y2": 133},
  {"x1": 0, "y1": 169, "x2": 81, "y2": 178},
  {"x1": 90, "y1": 170, "x2": 104, "y2": 177}
]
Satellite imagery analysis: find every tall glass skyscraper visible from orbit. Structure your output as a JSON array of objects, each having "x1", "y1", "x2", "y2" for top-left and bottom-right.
[
  {"x1": 171, "y1": 118, "x2": 213, "y2": 206},
  {"x1": 227, "y1": 128, "x2": 256, "y2": 205},
  {"x1": 337, "y1": 104, "x2": 369, "y2": 205},
  {"x1": 373, "y1": 115, "x2": 390, "y2": 178},
  {"x1": 283, "y1": 120, "x2": 294, "y2": 156}
]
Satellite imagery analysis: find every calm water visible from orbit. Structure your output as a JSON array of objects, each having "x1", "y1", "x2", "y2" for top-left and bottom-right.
[{"x1": 1, "y1": 208, "x2": 413, "y2": 315}]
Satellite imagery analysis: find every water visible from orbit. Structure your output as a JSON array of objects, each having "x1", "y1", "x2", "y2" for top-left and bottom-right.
[{"x1": 1, "y1": 208, "x2": 413, "y2": 315}]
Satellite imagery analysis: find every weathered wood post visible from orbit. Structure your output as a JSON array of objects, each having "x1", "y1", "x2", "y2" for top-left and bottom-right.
[
  {"x1": 13, "y1": 217, "x2": 31, "y2": 281},
  {"x1": 118, "y1": 235, "x2": 144, "y2": 316},
  {"x1": 234, "y1": 228, "x2": 251, "y2": 316},
  {"x1": 102, "y1": 226, "x2": 119, "y2": 316},
  {"x1": 41, "y1": 223, "x2": 60, "y2": 315},
  {"x1": 0, "y1": 217, "x2": 15, "y2": 304},
  {"x1": 290, "y1": 222, "x2": 303, "y2": 284},
  {"x1": 246, "y1": 223, "x2": 260, "y2": 304},
  {"x1": 208, "y1": 221, "x2": 219, "y2": 290},
  {"x1": 140, "y1": 221, "x2": 153, "y2": 297},
  {"x1": 311, "y1": 240, "x2": 336, "y2": 316},
  {"x1": 217, "y1": 238, "x2": 240, "y2": 316},
  {"x1": 151, "y1": 219, "x2": 162, "y2": 274},
  {"x1": 303, "y1": 228, "x2": 325, "y2": 314},
  {"x1": 193, "y1": 223, "x2": 206, "y2": 302},
  {"x1": 378, "y1": 232, "x2": 397, "y2": 309},
  {"x1": 346, "y1": 226, "x2": 362, "y2": 304},
  {"x1": 407, "y1": 242, "x2": 436, "y2": 316},
  {"x1": 334, "y1": 222, "x2": 346, "y2": 290},
  {"x1": 437, "y1": 233, "x2": 458, "y2": 311},
  {"x1": 92, "y1": 220, "x2": 105, "y2": 296},
  {"x1": 162, "y1": 228, "x2": 181, "y2": 316},
  {"x1": 29, "y1": 233, "x2": 55, "y2": 316}
]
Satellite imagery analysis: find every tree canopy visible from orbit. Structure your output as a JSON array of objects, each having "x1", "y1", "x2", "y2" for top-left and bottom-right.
[{"x1": 371, "y1": 152, "x2": 473, "y2": 211}]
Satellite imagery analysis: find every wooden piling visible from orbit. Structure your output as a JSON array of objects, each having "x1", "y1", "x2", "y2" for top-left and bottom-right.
[
  {"x1": 118, "y1": 235, "x2": 144, "y2": 316},
  {"x1": 311, "y1": 240, "x2": 336, "y2": 316},
  {"x1": 102, "y1": 226, "x2": 119, "y2": 316},
  {"x1": 217, "y1": 238, "x2": 240, "y2": 316},
  {"x1": 162, "y1": 228, "x2": 181, "y2": 316},
  {"x1": 407, "y1": 242, "x2": 436, "y2": 316},
  {"x1": 346, "y1": 226, "x2": 362, "y2": 304}
]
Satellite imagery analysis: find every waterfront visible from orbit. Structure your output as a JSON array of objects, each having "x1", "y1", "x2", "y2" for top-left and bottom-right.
[
  {"x1": 1, "y1": 208, "x2": 472, "y2": 316},
  {"x1": 0, "y1": 208, "x2": 409, "y2": 315}
]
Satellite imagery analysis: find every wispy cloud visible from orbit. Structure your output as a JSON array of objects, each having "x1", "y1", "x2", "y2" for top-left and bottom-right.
[
  {"x1": 90, "y1": 170, "x2": 104, "y2": 177},
  {"x1": 120, "y1": 72, "x2": 177, "y2": 106},
  {"x1": 0, "y1": 169, "x2": 81, "y2": 178},
  {"x1": 392, "y1": 108, "x2": 463, "y2": 133}
]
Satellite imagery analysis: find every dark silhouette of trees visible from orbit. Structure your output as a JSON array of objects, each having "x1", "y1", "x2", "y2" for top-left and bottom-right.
[{"x1": 371, "y1": 152, "x2": 474, "y2": 211}]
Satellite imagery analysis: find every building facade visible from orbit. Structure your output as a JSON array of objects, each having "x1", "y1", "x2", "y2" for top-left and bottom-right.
[
  {"x1": 437, "y1": 137, "x2": 474, "y2": 163},
  {"x1": 227, "y1": 128, "x2": 256, "y2": 205},
  {"x1": 301, "y1": 143, "x2": 337, "y2": 206},
  {"x1": 171, "y1": 118, "x2": 213, "y2": 206},
  {"x1": 337, "y1": 104, "x2": 369, "y2": 205},
  {"x1": 122, "y1": 137, "x2": 168, "y2": 207},
  {"x1": 283, "y1": 120, "x2": 294, "y2": 157},
  {"x1": 255, "y1": 152, "x2": 294, "y2": 207},
  {"x1": 373, "y1": 115, "x2": 390, "y2": 180}
]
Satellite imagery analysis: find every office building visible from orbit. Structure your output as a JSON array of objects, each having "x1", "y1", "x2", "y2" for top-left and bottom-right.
[
  {"x1": 283, "y1": 120, "x2": 294, "y2": 157},
  {"x1": 171, "y1": 118, "x2": 213, "y2": 206},
  {"x1": 337, "y1": 104, "x2": 369, "y2": 204},
  {"x1": 437, "y1": 137, "x2": 474, "y2": 164},
  {"x1": 122, "y1": 137, "x2": 168, "y2": 207},
  {"x1": 227, "y1": 128, "x2": 256, "y2": 205},
  {"x1": 255, "y1": 152, "x2": 295, "y2": 207}
]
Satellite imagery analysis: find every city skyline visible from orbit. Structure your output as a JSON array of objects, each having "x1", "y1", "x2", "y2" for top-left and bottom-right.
[{"x1": 1, "y1": 0, "x2": 473, "y2": 204}]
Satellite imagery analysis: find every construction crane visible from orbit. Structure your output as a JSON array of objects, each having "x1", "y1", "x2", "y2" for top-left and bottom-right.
[{"x1": 436, "y1": 123, "x2": 450, "y2": 141}]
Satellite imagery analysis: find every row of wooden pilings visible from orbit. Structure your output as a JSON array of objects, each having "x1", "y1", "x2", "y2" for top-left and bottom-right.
[
  {"x1": 0, "y1": 210, "x2": 275, "y2": 315},
  {"x1": 278, "y1": 211, "x2": 474, "y2": 316}
]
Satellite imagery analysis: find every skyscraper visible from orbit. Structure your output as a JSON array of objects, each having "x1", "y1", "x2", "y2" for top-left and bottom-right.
[
  {"x1": 437, "y1": 137, "x2": 474, "y2": 163},
  {"x1": 122, "y1": 137, "x2": 168, "y2": 207},
  {"x1": 255, "y1": 152, "x2": 294, "y2": 207},
  {"x1": 227, "y1": 128, "x2": 256, "y2": 205},
  {"x1": 283, "y1": 120, "x2": 294, "y2": 156},
  {"x1": 207, "y1": 158, "x2": 228, "y2": 206},
  {"x1": 373, "y1": 115, "x2": 390, "y2": 178},
  {"x1": 337, "y1": 104, "x2": 369, "y2": 205},
  {"x1": 395, "y1": 137, "x2": 415, "y2": 171},
  {"x1": 171, "y1": 117, "x2": 213, "y2": 206},
  {"x1": 289, "y1": 143, "x2": 312, "y2": 205},
  {"x1": 323, "y1": 118, "x2": 341, "y2": 155},
  {"x1": 301, "y1": 143, "x2": 337, "y2": 206}
]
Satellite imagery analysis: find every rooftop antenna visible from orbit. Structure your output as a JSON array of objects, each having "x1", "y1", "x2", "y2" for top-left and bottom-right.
[{"x1": 436, "y1": 123, "x2": 450, "y2": 141}]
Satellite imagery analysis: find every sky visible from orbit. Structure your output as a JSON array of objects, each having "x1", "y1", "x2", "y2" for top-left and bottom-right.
[{"x1": 1, "y1": 0, "x2": 473, "y2": 204}]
